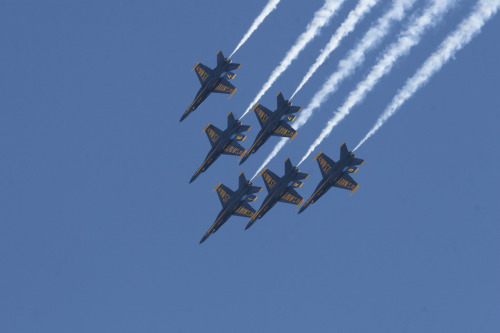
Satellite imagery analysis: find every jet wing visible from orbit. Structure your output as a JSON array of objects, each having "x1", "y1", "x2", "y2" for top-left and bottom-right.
[
  {"x1": 213, "y1": 183, "x2": 235, "y2": 206},
  {"x1": 314, "y1": 152, "x2": 336, "y2": 178},
  {"x1": 192, "y1": 62, "x2": 213, "y2": 85},
  {"x1": 272, "y1": 121, "x2": 297, "y2": 141},
  {"x1": 253, "y1": 104, "x2": 273, "y2": 128},
  {"x1": 202, "y1": 124, "x2": 223, "y2": 147},
  {"x1": 279, "y1": 188, "x2": 304, "y2": 206},
  {"x1": 333, "y1": 173, "x2": 359, "y2": 193},
  {"x1": 212, "y1": 78, "x2": 236, "y2": 97},
  {"x1": 259, "y1": 168, "x2": 281, "y2": 192},
  {"x1": 222, "y1": 141, "x2": 246, "y2": 157},
  {"x1": 233, "y1": 202, "x2": 256, "y2": 218}
]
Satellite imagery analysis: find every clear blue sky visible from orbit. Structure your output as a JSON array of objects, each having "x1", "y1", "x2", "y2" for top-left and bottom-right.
[{"x1": 1, "y1": 1, "x2": 499, "y2": 332}]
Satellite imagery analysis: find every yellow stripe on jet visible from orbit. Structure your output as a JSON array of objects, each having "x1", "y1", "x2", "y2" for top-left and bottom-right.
[{"x1": 201, "y1": 123, "x2": 211, "y2": 133}]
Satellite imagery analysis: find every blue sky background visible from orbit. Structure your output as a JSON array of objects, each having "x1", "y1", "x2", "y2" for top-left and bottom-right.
[{"x1": 1, "y1": 1, "x2": 499, "y2": 332}]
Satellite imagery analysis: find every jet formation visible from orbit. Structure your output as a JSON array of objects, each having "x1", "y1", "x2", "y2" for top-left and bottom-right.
[{"x1": 183, "y1": 51, "x2": 365, "y2": 244}]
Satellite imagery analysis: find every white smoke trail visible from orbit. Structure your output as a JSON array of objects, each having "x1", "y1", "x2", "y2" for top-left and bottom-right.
[
  {"x1": 290, "y1": 0, "x2": 380, "y2": 99},
  {"x1": 251, "y1": 0, "x2": 418, "y2": 180},
  {"x1": 355, "y1": 0, "x2": 500, "y2": 151},
  {"x1": 240, "y1": 0, "x2": 345, "y2": 119},
  {"x1": 230, "y1": 0, "x2": 281, "y2": 58},
  {"x1": 299, "y1": 0, "x2": 455, "y2": 165}
]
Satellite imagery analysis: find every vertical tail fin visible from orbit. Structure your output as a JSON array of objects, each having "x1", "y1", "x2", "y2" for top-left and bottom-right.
[
  {"x1": 340, "y1": 142, "x2": 349, "y2": 159},
  {"x1": 277, "y1": 92, "x2": 286, "y2": 108},
  {"x1": 217, "y1": 50, "x2": 225, "y2": 66},
  {"x1": 238, "y1": 172, "x2": 247, "y2": 189},
  {"x1": 227, "y1": 112, "x2": 237, "y2": 129},
  {"x1": 285, "y1": 158, "x2": 294, "y2": 174}
]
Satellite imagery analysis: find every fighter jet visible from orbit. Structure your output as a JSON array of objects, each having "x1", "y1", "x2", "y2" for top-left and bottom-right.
[
  {"x1": 298, "y1": 143, "x2": 364, "y2": 214},
  {"x1": 200, "y1": 173, "x2": 262, "y2": 244},
  {"x1": 239, "y1": 92, "x2": 301, "y2": 165},
  {"x1": 190, "y1": 112, "x2": 251, "y2": 183},
  {"x1": 245, "y1": 158, "x2": 308, "y2": 230},
  {"x1": 181, "y1": 50, "x2": 241, "y2": 122}
]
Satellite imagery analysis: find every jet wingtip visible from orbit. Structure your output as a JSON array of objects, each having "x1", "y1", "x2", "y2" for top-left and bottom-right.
[{"x1": 350, "y1": 185, "x2": 359, "y2": 196}]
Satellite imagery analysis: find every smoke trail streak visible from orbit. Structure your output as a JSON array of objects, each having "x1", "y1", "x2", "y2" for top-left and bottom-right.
[
  {"x1": 299, "y1": 0, "x2": 455, "y2": 165},
  {"x1": 355, "y1": 0, "x2": 500, "y2": 151},
  {"x1": 240, "y1": 0, "x2": 345, "y2": 120},
  {"x1": 251, "y1": 0, "x2": 417, "y2": 180},
  {"x1": 230, "y1": 0, "x2": 281, "y2": 58},
  {"x1": 290, "y1": 0, "x2": 380, "y2": 99}
]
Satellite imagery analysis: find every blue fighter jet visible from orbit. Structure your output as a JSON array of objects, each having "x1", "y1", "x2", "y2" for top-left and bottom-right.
[
  {"x1": 190, "y1": 112, "x2": 251, "y2": 183},
  {"x1": 239, "y1": 92, "x2": 301, "y2": 165},
  {"x1": 200, "y1": 173, "x2": 262, "y2": 244},
  {"x1": 181, "y1": 50, "x2": 240, "y2": 122},
  {"x1": 299, "y1": 143, "x2": 364, "y2": 214},
  {"x1": 245, "y1": 158, "x2": 308, "y2": 230}
]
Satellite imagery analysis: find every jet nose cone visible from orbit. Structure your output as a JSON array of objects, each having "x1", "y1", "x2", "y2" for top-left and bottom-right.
[
  {"x1": 199, "y1": 235, "x2": 208, "y2": 244},
  {"x1": 298, "y1": 206, "x2": 306, "y2": 214},
  {"x1": 239, "y1": 155, "x2": 248, "y2": 165},
  {"x1": 244, "y1": 220, "x2": 254, "y2": 230},
  {"x1": 180, "y1": 114, "x2": 187, "y2": 122}
]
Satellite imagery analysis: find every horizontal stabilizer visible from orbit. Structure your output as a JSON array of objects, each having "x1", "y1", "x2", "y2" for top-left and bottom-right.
[
  {"x1": 253, "y1": 103, "x2": 273, "y2": 128},
  {"x1": 226, "y1": 72, "x2": 236, "y2": 80},
  {"x1": 202, "y1": 124, "x2": 223, "y2": 147},
  {"x1": 279, "y1": 188, "x2": 303, "y2": 206},
  {"x1": 348, "y1": 167, "x2": 358, "y2": 173},
  {"x1": 246, "y1": 194, "x2": 258, "y2": 202},
  {"x1": 296, "y1": 172, "x2": 309, "y2": 181},
  {"x1": 226, "y1": 62, "x2": 241, "y2": 72},
  {"x1": 235, "y1": 134, "x2": 246, "y2": 141},
  {"x1": 222, "y1": 141, "x2": 246, "y2": 156},
  {"x1": 292, "y1": 181, "x2": 303, "y2": 188},
  {"x1": 192, "y1": 62, "x2": 213, "y2": 85},
  {"x1": 272, "y1": 121, "x2": 296, "y2": 141},
  {"x1": 236, "y1": 124, "x2": 251, "y2": 134},
  {"x1": 213, "y1": 183, "x2": 235, "y2": 207},
  {"x1": 286, "y1": 106, "x2": 302, "y2": 114},
  {"x1": 351, "y1": 158, "x2": 365, "y2": 166},
  {"x1": 233, "y1": 202, "x2": 256, "y2": 218},
  {"x1": 286, "y1": 114, "x2": 296, "y2": 122}
]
